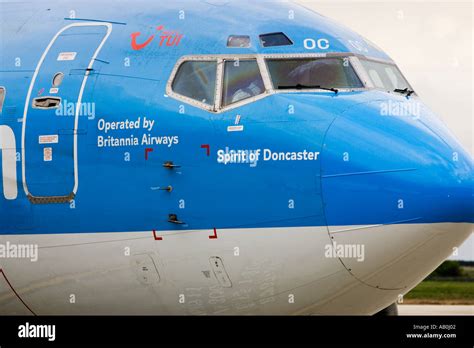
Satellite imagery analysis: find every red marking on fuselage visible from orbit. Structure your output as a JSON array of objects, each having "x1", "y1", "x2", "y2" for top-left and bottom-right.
[
  {"x1": 153, "y1": 230, "x2": 163, "y2": 241},
  {"x1": 131, "y1": 32, "x2": 155, "y2": 51},
  {"x1": 131, "y1": 25, "x2": 183, "y2": 50},
  {"x1": 209, "y1": 228, "x2": 218, "y2": 240},
  {"x1": 145, "y1": 148, "x2": 154, "y2": 160},
  {"x1": 159, "y1": 33, "x2": 184, "y2": 47},
  {"x1": 201, "y1": 144, "x2": 210, "y2": 157}
]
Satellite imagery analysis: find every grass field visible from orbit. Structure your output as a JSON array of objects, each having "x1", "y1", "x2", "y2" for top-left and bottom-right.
[{"x1": 404, "y1": 280, "x2": 474, "y2": 305}]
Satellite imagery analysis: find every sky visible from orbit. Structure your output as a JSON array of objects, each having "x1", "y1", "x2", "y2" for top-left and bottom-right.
[{"x1": 295, "y1": 0, "x2": 473, "y2": 261}]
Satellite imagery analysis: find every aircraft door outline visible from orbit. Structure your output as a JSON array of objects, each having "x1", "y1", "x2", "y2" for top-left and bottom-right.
[{"x1": 21, "y1": 22, "x2": 113, "y2": 204}]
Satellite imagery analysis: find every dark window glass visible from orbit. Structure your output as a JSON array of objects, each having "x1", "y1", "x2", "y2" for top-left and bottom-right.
[
  {"x1": 172, "y1": 61, "x2": 217, "y2": 105},
  {"x1": 222, "y1": 60, "x2": 265, "y2": 107},
  {"x1": 266, "y1": 58, "x2": 363, "y2": 89},
  {"x1": 260, "y1": 33, "x2": 293, "y2": 47}
]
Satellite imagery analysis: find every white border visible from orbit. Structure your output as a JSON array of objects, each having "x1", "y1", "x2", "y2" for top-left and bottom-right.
[{"x1": 21, "y1": 22, "x2": 113, "y2": 199}]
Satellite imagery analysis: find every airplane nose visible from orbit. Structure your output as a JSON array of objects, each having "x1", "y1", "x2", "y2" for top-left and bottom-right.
[{"x1": 320, "y1": 98, "x2": 473, "y2": 291}]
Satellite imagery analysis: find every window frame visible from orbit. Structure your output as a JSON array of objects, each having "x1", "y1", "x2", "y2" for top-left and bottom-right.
[{"x1": 167, "y1": 53, "x2": 413, "y2": 114}]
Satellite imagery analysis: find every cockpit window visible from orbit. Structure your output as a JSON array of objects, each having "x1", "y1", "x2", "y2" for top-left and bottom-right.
[
  {"x1": 227, "y1": 35, "x2": 251, "y2": 48},
  {"x1": 260, "y1": 33, "x2": 293, "y2": 47},
  {"x1": 359, "y1": 59, "x2": 412, "y2": 93},
  {"x1": 222, "y1": 60, "x2": 265, "y2": 107},
  {"x1": 172, "y1": 60, "x2": 217, "y2": 105},
  {"x1": 168, "y1": 54, "x2": 411, "y2": 113},
  {"x1": 266, "y1": 58, "x2": 363, "y2": 90}
]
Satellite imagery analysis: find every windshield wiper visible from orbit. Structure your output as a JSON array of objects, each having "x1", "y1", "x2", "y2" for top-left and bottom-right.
[
  {"x1": 394, "y1": 88, "x2": 415, "y2": 97},
  {"x1": 278, "y1": 84, "x2": 339, "y2": 94}
]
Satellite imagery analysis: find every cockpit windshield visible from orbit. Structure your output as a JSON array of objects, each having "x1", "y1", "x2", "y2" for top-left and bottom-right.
[
  {"x1": 266, "y1": 57, "x2": 364, "y2": 90},
  {"x1": 359, "y1": 59, "x2": 413, "y2": 94},
  {"x1": 168, "y1": 55, "x2": 416, "y2": 113}
]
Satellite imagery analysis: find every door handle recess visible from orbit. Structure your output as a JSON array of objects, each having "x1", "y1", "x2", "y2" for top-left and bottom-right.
[{"x1": 32, "y1": 97, "x2": 61, "y2": 109}]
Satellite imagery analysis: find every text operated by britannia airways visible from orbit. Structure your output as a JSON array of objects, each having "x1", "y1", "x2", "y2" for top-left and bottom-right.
[{"x1": 96, "y1": 117, "x2": 179, "y2": 148}]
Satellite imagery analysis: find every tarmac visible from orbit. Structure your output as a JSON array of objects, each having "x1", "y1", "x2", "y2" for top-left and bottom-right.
[{"x1": 398, "y1": 305, "x2": 473, "y2": 315}]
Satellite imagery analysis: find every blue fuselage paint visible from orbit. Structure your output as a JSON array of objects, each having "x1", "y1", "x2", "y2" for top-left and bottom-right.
[{"x1": 0, "y1": 1, "x2": 472, "y2": 235}]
